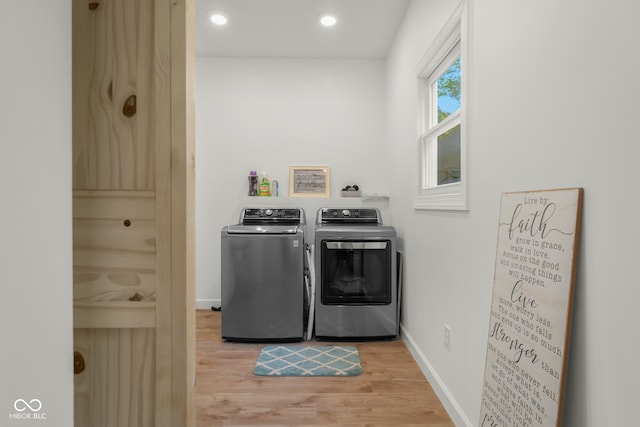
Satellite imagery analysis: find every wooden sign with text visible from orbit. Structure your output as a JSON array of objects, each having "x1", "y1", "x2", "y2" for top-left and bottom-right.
[{"x1": 480, "y1": 188, "x2": 583, "y2": 427}]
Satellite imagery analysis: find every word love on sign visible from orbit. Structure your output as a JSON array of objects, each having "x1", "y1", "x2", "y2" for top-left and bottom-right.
[{"x1": 480, "y1": 188, "x2": 583, "y2": 427}]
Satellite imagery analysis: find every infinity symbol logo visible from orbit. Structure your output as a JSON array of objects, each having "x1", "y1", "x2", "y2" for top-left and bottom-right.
[{"x1": 14, "y1": 399, "x2": 42, "y2": 412}]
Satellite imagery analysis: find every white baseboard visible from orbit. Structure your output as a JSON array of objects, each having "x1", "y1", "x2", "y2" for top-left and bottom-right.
[
  {"x1": 401, "y1": 324, "x2": 474, "y2": 427},
  {"x1": 196, "y1": 299, "x2": 220, "y2": 310}
]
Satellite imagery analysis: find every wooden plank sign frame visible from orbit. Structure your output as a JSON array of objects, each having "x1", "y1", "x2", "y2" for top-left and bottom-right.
[{"x1": 480, "y1": 188, "x2": 583, "y2": 427}]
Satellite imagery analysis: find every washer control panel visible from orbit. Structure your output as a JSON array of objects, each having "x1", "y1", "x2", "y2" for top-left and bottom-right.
[{"x1": 241, "y1": 208, "x2": 304, "y2": 224}]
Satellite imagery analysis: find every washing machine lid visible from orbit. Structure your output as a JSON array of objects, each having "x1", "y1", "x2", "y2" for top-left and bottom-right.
[
  {"x1": 224, "y1": 207, "x2": 305, "y2": 234},
  {"x1": 225, "y1": 224, "x2": 301, "y2": 235}
]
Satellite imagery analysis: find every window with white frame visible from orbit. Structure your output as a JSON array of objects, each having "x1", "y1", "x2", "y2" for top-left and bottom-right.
[{"x1": 415, "y1": 2, "x2": 467, "y2": 210}]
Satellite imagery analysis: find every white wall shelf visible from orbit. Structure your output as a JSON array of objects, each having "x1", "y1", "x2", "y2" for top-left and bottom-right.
[
  {"x1": 360, "y1": 194, "x2": 390, "y2": 200},
  {"x1": 243, "y1": 195, "x2": 388, "y2": 203}
]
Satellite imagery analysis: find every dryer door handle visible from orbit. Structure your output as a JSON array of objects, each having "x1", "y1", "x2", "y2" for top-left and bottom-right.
[{"x1": 324, "y1": 241, "x2": 388, "y2": 250}]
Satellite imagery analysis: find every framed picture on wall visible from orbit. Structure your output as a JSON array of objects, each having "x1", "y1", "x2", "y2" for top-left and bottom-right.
[{"x1": 289, "y1": 166, "x2": 330, "y2": 197}]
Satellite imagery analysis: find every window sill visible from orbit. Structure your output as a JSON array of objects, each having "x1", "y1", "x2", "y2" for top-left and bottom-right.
[{"x1": 414, "y1": 182, "x2": 467, "y2": 211}]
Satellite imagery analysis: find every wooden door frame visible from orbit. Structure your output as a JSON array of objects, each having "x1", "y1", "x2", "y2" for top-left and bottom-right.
[{"x1": 155, "y1": 0, "x2": 196, "y2": 426}]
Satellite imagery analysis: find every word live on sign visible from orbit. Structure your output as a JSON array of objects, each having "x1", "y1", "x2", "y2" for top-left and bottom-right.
[{"x1": 480, "y1": 188, "x2": 583, "y2": 427}]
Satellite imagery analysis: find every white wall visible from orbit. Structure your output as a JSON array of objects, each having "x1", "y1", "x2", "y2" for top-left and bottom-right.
[
  {"x1": 0, "y1": 1, "x2": 74, "y2": 425},
  {"x1": 195, "y1": 57, "x2": 388, "y2": 308},
  {"x1": 387, "y1": 0, "x2": 640, "y2": 426}
]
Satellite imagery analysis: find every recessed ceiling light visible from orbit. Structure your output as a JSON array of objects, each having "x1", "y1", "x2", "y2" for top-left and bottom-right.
[
  {"x1": 209, "y1": 12, "x2": 228, "y2": 26},
  {"x1": 319, "y1": 14, "x2": 337, "y2": 27}
]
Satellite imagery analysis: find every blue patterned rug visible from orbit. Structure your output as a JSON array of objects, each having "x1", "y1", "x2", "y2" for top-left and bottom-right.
[{"x1": 254, "y1": 345, "x2": 362, "y2": 377}]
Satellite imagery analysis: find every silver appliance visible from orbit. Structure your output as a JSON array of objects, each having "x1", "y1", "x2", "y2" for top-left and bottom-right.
[
  {"x1": 314, "y1": 208, "x2": 398, "y2": 340},
  {"x1": 221, "y1": 207, "x2": 306, "y2": 341}
]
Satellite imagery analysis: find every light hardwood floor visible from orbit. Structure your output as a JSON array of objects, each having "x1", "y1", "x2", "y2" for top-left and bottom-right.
[{"x1": 196, "y1": 310, "x2": 454, "y2": 426}]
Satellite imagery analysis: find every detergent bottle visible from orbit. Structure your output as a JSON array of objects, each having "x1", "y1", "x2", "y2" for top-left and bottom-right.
[
  {"x1": 248, "y1": 170, "x2": 258, "y2": 196},
  {"x1": 258, "y1": 173, "x2": 271, "y2": 196}
]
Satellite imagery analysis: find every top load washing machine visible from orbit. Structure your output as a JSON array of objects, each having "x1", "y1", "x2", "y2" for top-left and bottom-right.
[
  {"x1": 314, "y1": 208, "x2": 398, "y2": 340},
  {"x1": 221, "y1": 207, "x2": 306, "y2": 341}
]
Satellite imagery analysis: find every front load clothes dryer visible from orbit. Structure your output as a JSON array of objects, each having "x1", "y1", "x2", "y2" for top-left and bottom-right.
[
  {"x1": 221, "y1": 208, "x2": 306, "y2": 341},
  {"x1": 314, "y1": 208, "x2": 398, "y2": 340}
]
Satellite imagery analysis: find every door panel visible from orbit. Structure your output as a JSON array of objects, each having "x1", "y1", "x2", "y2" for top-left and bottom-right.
[
  {"x1": 74, "y1": 328, "x2": 156, "y2": 427},
  {"x1": 72, "y1": 0, "x2": 156, "y2": 191},
  {"x1": 73, "y1": 207, "x2": 157, "y2": 301}
]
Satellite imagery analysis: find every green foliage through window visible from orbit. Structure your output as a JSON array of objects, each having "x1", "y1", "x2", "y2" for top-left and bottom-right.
[{"x1": 437, "y1": 57, "x2": 461, "y2": 122}]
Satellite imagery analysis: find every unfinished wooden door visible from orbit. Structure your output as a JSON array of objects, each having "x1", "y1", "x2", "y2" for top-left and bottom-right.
[{"x1": 72, "y1": 0, "x2": 195, "y2": 426}]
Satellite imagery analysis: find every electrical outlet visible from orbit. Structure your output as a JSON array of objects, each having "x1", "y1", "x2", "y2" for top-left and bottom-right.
[{"x1": 444, "y1": 324, "x2": 452, "y2": 352}]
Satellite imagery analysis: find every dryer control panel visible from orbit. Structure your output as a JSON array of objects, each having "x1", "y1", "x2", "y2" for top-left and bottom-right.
[{"x1": 317, "y1": 208, "x2": 381, "y2": 225}]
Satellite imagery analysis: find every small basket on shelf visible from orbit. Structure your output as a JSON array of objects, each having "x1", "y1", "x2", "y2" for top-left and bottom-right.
[{"x1": 340, "y1": 185, "x2": 361, "y2": 197}]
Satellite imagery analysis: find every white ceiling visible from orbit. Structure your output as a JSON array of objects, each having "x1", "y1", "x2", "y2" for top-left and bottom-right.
[{"x1": 196, "y1": 0, "x2": 411, "y2": 59}]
